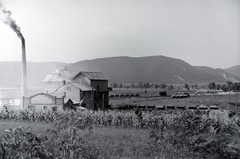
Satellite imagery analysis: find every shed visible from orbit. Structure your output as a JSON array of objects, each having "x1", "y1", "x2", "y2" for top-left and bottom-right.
[
  {"x1": 70, "y1": 72, "x2": 110, "y2": 110},
  {"x1": 62, "y1": 82, "x2": 95, "y2": 110}
]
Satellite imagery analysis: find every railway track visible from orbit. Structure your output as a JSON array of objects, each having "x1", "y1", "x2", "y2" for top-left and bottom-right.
[{"x1": 114, "y1": 104, "x2": 218, "y2": 110}]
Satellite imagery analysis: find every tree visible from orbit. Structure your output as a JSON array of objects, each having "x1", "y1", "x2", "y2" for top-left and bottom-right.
[
  {"x1": 232, "y1": 82, "x2": 240, "y2": 91},
  {"x1": 143, "y1": 82, "x2": 150, "y2": 88},
  {"x1": 159, "y1": 84, "x2": 167, "y2": 89},
  {"x1": 149, "y1": 83, "x2": 154, "y2": 88},
  {"x1": 153, "y1": 84, "x2": 158, "y2": 89},
  {"x1": 138, "y1": 82, "x2": 144, "y2": 88},
  {"x1": 130, "y1": 83, "x2": 135, "y2": 88},
  {"x1": 184, "y1": 83, "x2": 189, "y2": 90},
  {"x1": 194, "y1": 83, "x2": 198, "y2": 89},
  {"x1": 167, "y1": 85, "x2": 174, "y2": 90},
  {"x1": 216, "y1": 84, "x2": 221, "y2": 90},
  {"x1": 227, "y1": 81, "x2": 233, "y2": 90},
  {"x1": 124, "y1": 85, "x2": 130, "y2": 90},
  {"x1": 111, "y1": 83, "x2": 118, "y2": 88},
  {"x1": 191, "y1": 85, "x2": 194, "y2": 89},
  {"x1": 118, "y1": 83, "x2": 123, "y2": 88},
  {"x1": 208, "y1": 82, "x2": 216, "y2": 90},
  {"x1": 221, "y1": 84, "x2": 227, "y2": 91}
]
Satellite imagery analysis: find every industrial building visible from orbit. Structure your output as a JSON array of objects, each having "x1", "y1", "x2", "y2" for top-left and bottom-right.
[{"x1": 43, "y1": 68, "x2": 111, "y2": 110}]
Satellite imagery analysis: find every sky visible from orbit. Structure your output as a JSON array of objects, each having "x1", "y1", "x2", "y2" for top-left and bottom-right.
[{"x1": 0, "y1": 0, "x2": 239, "y2": 69}]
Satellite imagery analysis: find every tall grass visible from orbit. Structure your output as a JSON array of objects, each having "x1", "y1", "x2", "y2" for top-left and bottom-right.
[{"x1": 0, "y1": 108, "x2": 240, "y2": 158}]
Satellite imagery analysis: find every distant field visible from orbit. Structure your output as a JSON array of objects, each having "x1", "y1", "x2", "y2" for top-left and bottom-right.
[{"x1": 109, "y1": 88, "x2": 240, "y2": 111}]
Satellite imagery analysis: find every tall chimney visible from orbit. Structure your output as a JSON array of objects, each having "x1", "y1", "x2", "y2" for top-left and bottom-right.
[
  {"x1": 21, "y1": 37, "x2": 27, "y2": 98},
  {"x1": 0, "y1": 6, "x2": 28, "y2": 109}
]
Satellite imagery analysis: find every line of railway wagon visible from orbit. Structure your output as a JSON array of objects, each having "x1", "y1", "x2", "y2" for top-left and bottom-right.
[
  {"x1": 109, "y1": 94, "x2": 140, "y2": 98},
  {"x1": 115, "y1": 104, "x2": 218, "y2": 110},
  {"x1": 109, "y1": 93, "x2": 190, "y2": 99}
]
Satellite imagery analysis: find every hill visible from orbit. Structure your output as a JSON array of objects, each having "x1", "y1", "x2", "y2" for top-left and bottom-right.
[
  {"x1": 66, "y1": 56, "x2": 239, "y2": 83},
  {"x1": 0, "y1": 56, "x2": 238, "y2": 88},
  {"x1": 195, "y1": 66, "x2": 239, "y2": 83},
  {"x1": 225, "y1": 65, "x2": 240, "y2": 78}
]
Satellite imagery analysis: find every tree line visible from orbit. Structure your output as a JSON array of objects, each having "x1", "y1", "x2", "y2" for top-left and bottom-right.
[
  {"x1": 208, "y1": 81, "x2": 240, "y2": 91},
  {"x1": 111, "y1": 81, "x2": 240, "y2": 92}
]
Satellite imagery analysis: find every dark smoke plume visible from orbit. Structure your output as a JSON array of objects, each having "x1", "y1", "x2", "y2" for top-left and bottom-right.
[
  {"x1": 0, "y1": 1, "x2": 28, "y2": 98},
  {"x1": 0, "y1": 3, "x2": 24, "y2": 40},
  {"x1": 3, "y1": 10, "x2": 24, "y2": 39}
]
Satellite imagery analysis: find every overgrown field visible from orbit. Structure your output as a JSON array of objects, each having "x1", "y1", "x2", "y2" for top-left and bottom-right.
[{"x1": 0, "y1": 108, "x2": 240, "y2": 159}]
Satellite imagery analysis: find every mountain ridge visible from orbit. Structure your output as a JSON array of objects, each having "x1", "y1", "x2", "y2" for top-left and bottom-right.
[
  {"x1": 66, "y1": 56, "x2": 239, "y2": 83},
  {"x1": 225, "y1": 65, "x2": 240, "y2": 78},
  {"x1": 0, "y1": 55, "x2": 238, "y2": 88}
]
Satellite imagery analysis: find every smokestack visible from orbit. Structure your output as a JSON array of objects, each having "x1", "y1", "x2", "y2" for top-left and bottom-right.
[
  {"x1": 1, "y1": 3, "x2": 28, "y2": 107},
  {"x1": 21, "y1": 37, "x2": 27, "y2": 98}
]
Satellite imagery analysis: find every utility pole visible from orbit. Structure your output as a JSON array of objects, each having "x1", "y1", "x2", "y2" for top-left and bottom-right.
[
  {"x1": 228, "y1": 88, "x2": 230, "y2": 111},
  {"x1": 102, "y1": 93, "x2": 104, "y2": 111},
  {"x1": 236, "y1": 92, "x2": 238, "y2": 113},
  {"x1": 91, "y1": 88, "x2": 93, "y2": 110}
]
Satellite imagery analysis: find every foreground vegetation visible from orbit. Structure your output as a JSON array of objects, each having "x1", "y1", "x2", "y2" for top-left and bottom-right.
[{"x1": 0, "y1": 108, "x2": 240, "y2": 158}]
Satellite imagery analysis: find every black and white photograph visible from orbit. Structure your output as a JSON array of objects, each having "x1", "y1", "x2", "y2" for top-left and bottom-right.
[{"x1": 0, "y1": 0, "x2": 240, "y2": 158}]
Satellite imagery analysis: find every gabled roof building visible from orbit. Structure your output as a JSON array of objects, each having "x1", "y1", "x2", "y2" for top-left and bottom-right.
[{"x1": 43, "y1": 68, "x2": 110, "y2": 110}]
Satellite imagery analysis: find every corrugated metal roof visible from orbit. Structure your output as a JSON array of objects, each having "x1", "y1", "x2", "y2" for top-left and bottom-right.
[{"x1": 72, "y1": 72, "x2": 108, "y2": 80}]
